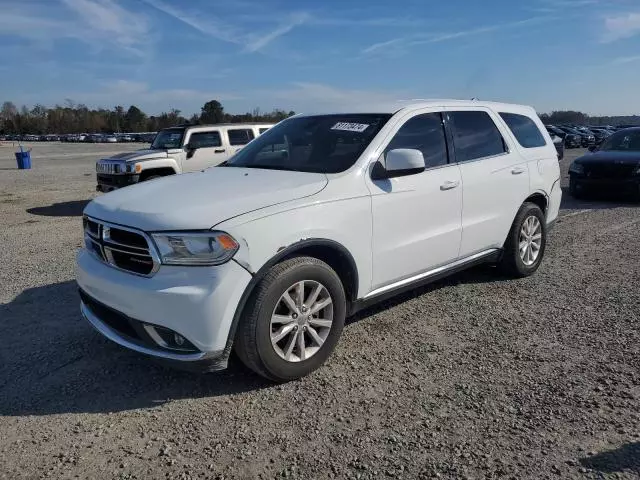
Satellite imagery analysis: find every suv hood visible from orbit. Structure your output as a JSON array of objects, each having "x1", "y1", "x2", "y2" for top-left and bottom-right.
[
  {"x1": 84, "y1": 167, "x2": 328, "y2": 231},
  {"x1": 576, "y1": 150, "x2": 640, "y2": 165},
  {"x1": 102, "y1": 149, "x2": 169, "y2": 162}
]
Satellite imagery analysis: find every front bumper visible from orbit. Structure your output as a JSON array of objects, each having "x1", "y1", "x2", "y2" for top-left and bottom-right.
[
  {"x1": 571, "y1": 176, "x2": 640, "y2": 196},
  {"x1": 96, "y1": 173, "x2": 140, "y2": 192},
  {"x1": 76, "y1": 248, "x2": 253, "y2": 364}
]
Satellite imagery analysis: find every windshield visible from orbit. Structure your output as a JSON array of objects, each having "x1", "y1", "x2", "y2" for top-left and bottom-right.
[
  {"x1": 599, "y1": 130, "x2": 640, "y2": 152},
  {"x1": 151, "y1": 128, "x2": 185, "y2": 149},
  {"x1": 225, "y1": 114, "x2": 392, "y2": 173}
]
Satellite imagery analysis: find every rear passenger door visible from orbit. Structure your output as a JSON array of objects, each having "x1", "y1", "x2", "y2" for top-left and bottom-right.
[
  {"x1": 445, "y1": 109, "x2": 529, "y2": 257},
  {"x1": 226, "y1": 128, "x2": 255, "y2": 156},
  {"x1": 183, "y1": 129, "x2": 228, "y2": 172}
]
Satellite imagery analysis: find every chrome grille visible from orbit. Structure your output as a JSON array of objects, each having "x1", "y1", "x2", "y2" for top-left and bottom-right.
[
  {"x1": 96, "y1": 161, "x2": 123, "y2": 174},
  {"x1": 83, "y1": 216, "x2": 160, "y2": 276}
]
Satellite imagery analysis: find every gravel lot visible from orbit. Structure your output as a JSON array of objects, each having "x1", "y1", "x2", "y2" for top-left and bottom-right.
[{"x1": 0, "y1": 143, "x2": 638, "y2": 480}]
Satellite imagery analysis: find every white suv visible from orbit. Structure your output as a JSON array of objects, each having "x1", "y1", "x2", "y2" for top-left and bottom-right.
[{"x1": 77, "y1": 100, "x2": 561, "y2": 381}]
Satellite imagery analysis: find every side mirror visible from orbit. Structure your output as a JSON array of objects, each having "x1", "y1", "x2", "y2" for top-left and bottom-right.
[
  {"x1": 588, "y1": 145, "x2": 597, "y2": 152},
  {"x1": 372, "y1": 148, "x2": 425, "y2": 179},
  {"x1": 185, "y1": 143, "x2": 198, "y2": 158}
]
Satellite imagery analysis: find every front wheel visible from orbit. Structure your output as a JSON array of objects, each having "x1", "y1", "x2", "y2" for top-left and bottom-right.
[
  {"x1": 499, "y1": 202, "x2": 547, "y2": 278},
  {"x1": 234, "y1": 256, "x2": 346, "y2": 382}
]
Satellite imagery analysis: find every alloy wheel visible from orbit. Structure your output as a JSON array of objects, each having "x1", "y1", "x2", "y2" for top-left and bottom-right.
[
  {"x1": 270, "y1": 280, "x2": 334, "y2": 362},
  {"x1": 519, "y1": 215, "x2": 542, "y2": 266}
]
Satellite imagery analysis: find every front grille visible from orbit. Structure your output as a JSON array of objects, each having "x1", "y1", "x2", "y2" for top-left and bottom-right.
[
  {"x1": 584, "y1": 163, "x2": 636, "y2": 179},
  {"x1": 83, "y1": 216, "x2": 159, "y2": 276},
  {"x1": 96, "y1": 161, "x2": 122, "y2": 174}
]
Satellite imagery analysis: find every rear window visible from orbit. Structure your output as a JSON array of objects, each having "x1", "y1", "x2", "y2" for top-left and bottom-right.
[
  {"x1": 228, "y1": 129, "x2": 255, "y2": 146},
  {"x1": 448, "y1": 111, "x2": 507, "y2": 162},
  {"x1": 500, "y1": 113, "x2": 547, "y2": 148}
]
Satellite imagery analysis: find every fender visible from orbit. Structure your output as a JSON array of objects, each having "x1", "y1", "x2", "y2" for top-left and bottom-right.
[
  {"x1": 135, "y1": 157, "x2": 181, "y2": 174},
  {"x1": 218, "y1": 238, "x2": 359, "y2": 361}
]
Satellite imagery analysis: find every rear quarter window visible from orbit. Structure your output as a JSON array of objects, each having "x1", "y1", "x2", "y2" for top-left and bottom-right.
[
  {"x1": 228, "y1": 129, "x2": 255, "y2": 146},
  {"x1": 499, "y1": 112, "x2": 547, "y2": 148}
]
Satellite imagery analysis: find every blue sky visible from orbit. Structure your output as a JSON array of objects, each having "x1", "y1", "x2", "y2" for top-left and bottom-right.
[{"x1": 1, "y1": 0, "x2": 640, "y2": 116}]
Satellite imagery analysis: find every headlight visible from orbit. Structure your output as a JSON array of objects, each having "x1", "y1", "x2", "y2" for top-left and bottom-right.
[
  {"x1": 569, "y1": 163, "x2": 584, "y2": 175},
  {"x1": 151, "y1": 231, "x2": 239, "y2": 266},
  {"x1": 125, "y1": 163, "x2": 140, "y2": 173}
]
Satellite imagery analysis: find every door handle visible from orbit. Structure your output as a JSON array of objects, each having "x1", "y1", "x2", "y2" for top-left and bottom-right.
[
  {"x1": 511, "y1": 167, "x2": 526, "y2": 175},
  {"x1": 214, "y1": 149, "x2": 226, "y2": 153},
  {"x1": 440, "y1": 180, "x2": 460, "y2": 191}
]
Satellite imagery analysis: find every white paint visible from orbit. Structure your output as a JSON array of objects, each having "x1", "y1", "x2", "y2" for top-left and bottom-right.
[{"x1": 77, "y1": 99, "x2": 561, "y2": 364}]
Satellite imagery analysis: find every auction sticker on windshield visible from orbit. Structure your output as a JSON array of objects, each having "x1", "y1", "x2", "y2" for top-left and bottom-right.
[{"x1": 331, "y1": 122, "x2": 370, "y2": 133}]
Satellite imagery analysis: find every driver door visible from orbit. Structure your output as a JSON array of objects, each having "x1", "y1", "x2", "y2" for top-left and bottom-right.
[
  {"x1": 366, "y1": 111, "x2": 463, "y2": 291},
  {"x1": 183, "y1": 129, "x2": 228, "y2": 172}
]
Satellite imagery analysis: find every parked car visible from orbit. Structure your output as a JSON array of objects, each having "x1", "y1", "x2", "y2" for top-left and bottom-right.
[
  {"x1": 569, "y1": 127, "x2": 640, "y2": 200},
  {"x1": 550, "y1": 134, "x2": 564, "y2": 160},
  {"x1": 589, "y1": 128, "x2": 612, "y2": 145},
  {"x1": 77, "y1": 100, "x2": 562, "y2": 381},
  {"x1": 104, "y1": 135, "x2": 118, "y2": 143},
  {"x1": 546, "y1": 125, "x2": 580, "y2": 148},
  {"x1": 94, "y1": 123, "x2": 274, "y2": 192},
  {"x1": 558, "y1": 126, "x2": 595, "y2": 148}
]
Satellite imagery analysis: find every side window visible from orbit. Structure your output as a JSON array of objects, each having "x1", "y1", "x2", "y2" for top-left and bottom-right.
[
  {"x1": 228, "y1": 129, "x2": 255, "y2": 146},
  {"x1": 499, "y1": 112, "x2": 547, "y2": 148},
  {"x1": 259, "y1": 127, "x2": 270, "y2": 134},
  {"x1": 188, "y1": 131, "x2": 222, "y2": 148},
  {"x1": 448, "y1": 111, "x2": 506, "y2": 162},
  {"x1": 385, "y1": 113, "x2": 448, "y2": 168}
]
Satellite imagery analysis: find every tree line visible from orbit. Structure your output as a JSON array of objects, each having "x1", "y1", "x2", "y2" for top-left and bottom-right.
[
  {"x1": 1, "y1": 99, "x2": 637, "y2": 135},
  {"x1": 539, "y1": 110, "x2": 640, "y2": 126},
  {"x1": 0, "y1": 99, "x2": 296, "y2": 135}
]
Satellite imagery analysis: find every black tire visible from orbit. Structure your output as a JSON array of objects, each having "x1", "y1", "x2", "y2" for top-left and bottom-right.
[
  {"x1": 569, "y1": 178, "x2": 583, "y2": 199},
  {"x1": 499, "y1": 202, "x2": 547, "y2": 278},
  {"x1": 234, "y1": 256, "x2": 346, "y2": 382}
]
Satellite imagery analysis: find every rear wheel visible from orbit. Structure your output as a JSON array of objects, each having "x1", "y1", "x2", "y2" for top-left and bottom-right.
[
  {"x1": 234, "y1": 256, "x2": 346, "y2": 382},
  {"x1": 499, "y1": 202, "x2": 547, "y2": 278}
]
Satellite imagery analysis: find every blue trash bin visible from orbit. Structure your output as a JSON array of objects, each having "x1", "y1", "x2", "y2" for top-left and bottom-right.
[{"x1": 15, "y1": 151, "x2": 32, "y2": 169}]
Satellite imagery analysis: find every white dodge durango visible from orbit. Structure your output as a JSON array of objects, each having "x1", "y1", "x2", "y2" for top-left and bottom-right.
[{"x1": 77, "y1": 100, "x2": 562, "y2": 381}]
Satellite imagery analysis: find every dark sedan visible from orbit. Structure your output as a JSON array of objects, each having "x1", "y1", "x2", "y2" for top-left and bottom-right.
[
  {"x1": 569, "y1": 127, "x2": 640, "y2": 200},
  {"x1": 559, "y1": 126, "x2": 595, "y2": 148}
]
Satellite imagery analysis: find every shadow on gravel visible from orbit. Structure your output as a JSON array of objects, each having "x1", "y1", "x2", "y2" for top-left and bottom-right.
[
  {"x1": 560, "y1": 186, "x2": 640, "y2": 211},
  {"x1": 26, "y1": 200, "x2": 90, "y2": 217},
  {"x1": 579, "y1": 442, "x2": 640, "y2": 474},
  {"x1": 0, "y1": 281, "x2": 271, "y2": 417}
]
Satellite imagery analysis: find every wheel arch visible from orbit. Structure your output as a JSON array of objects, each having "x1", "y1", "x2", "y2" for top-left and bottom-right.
[
  {"x1": 224, "y1": 238, "x2": 359, "y2": 353},
  {"x1": 524, "y1": 191, "x2": 548, "y2": 213},
  {"x1": 139, "y1": 167, "x2": 176, "y2": 180}
]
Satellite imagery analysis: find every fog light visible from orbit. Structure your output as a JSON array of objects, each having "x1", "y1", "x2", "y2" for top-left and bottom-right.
[{"x1": 174, "y1": 334, "x2": 185, "y2": 346}]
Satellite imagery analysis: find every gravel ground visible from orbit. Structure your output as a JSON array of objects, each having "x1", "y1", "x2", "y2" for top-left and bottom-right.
[{"x1": 0, "y1": 144, "x2": 638, "y2": 480}]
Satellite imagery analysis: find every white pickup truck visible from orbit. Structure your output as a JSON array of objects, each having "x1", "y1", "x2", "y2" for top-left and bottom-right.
[{"x1": 95, "y1": 123, "x2": 274, "y2": 192}]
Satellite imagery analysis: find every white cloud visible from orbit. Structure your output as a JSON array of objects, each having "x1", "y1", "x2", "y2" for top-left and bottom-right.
[
  {"x1": 258, "y1": 82, "x2": 415, "y2": 113},
  {"x1": 0, "y1": 0, "x2": 149, "y2": 55},
  {"x1": 60, "y1": 0, "x2": 148, "y2": 51},
  {"x1": 602, "y1": 11, "x2": 640, "y2": 43},
  {"x1": 67, "y1": 80, "x2": 242, "y2": 112},
  {"x1": 244, "y1": 12, "x2": 309, "y2": 52},
  {"x1": 361, "y1": 16, "x2": 555, "y2": 55},
  {"x1": 611, "y1": 54, "x2": 640, "y2": 64},
  {"x1": 140, "y1": 0, "x2": 306, "y2": 52}
]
